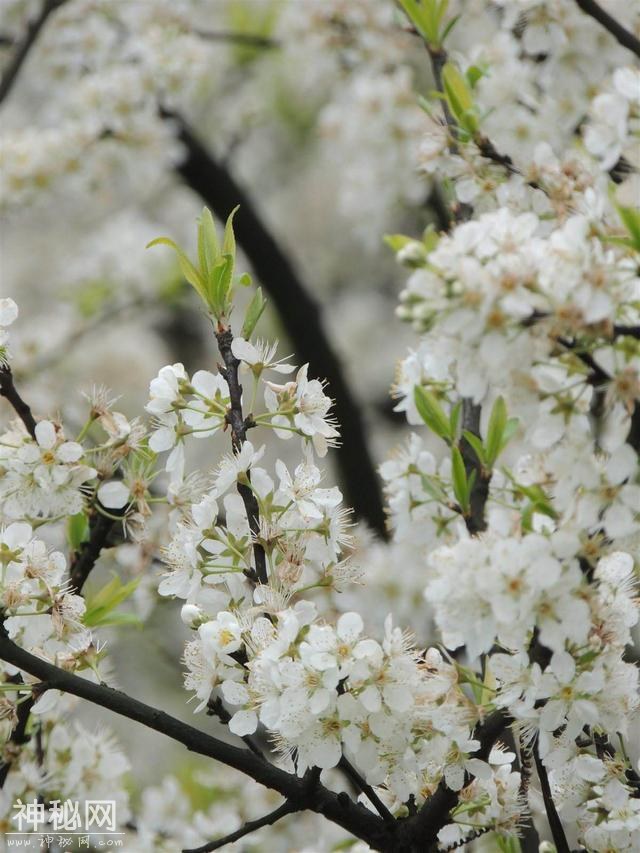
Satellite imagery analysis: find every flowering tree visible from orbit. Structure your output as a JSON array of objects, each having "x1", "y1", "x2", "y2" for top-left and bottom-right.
[{"x1": 1, "y1": 1, "x2": 639, "y2": 852}]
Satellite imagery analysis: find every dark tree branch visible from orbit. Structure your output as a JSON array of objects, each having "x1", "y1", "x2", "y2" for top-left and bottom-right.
[
  {"x1": 183, "y1": 801, "x2": 295, "y2": 853},
  {"x1": 533, "y1": 740, "x2": 571, "y2": 853},
  {"x1": 338, "y1": 755, "x2": 395, "y2": 826},
  {"x1": 613, "y1": 324, "x2": 640, "y2": 339},
  {"x1": 0, "y1": 631, "x2": 394, "y2": 851},
  {"x1": 0, "y1": 365, "x2": 37, "y2": 438},
  {"x1": 0, "y1": 0, "x2": 68, "y2": 107},
  {"x1": 215, "y1": 327, "x2": 268, "y2": 585},
  {"x1": 163, "y1": 111, "x2": 387, "y2": 538},
  {"x1": 574, "y1": 0, "x2": 640, "y2": 58},
  {"x1": 206, "y1": 695, "x2": 264, "y2": 759},
  {"x1": 459, "y1": 400, "x2": 490, "y2": 534},
  {"x1": 68, "y1": 506, "x2": 119, "y2": 593}
]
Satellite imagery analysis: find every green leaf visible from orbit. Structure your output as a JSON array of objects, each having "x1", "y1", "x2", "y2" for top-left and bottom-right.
[
  {"x1": 451, "y1": 445, "x2": 470, "y2": 512},
  {"x1": 397, "y1": 0, "x2": 450, "y2": 46},
  {"x1": 222, "y1": 206, "x2": 239, "y2": 260},
  {"x1": 422, "y1": 225, "x2": 440, "y2": 253},
  {"x1": 384, "y1": 233, "x2": 413, "y2": 252},
  {"x1": 420, "y1": 474, "x2": 449, "y2": 504},
  {"x1": 465, "y1": 64, "x2": 485, "y2": 88},
  {"x1": 616, "y1": 203, "x2": 640, "y2": 252},
  {"x1": 84, "y1": 573, "x2": 141, "y2": 629},
  {"x1": 485, "y1": 396, "x2": 507, "y2": 466},
  {"x1": 440, "y1": 13, "x2": 460, "y2": 44},
  {"x1": 414, "y1": 386, "x2": 452, "y2": 442},
  {"x1": 93, "y1": 611, "x2": 143, "y2": 628},
  {"x1": 449, "y1": 400, "x2": 462, "y2": 439},
  {"x1": 500, "y1": 417, "x2": 520, "y2": 450},
  {"x1": 67, "y1": 513, "x2": 89, "y2": 551},
  {"x1": 462, "y1": 430, "x2": 486, "y2": 466},
  {"x1": 241, "y1": 287, "x2": 267, "y2": 339},
  {"x1": 442, "y1": 62, "x2": 479, "y2": 135},
  {"x1": 146, "y1": 238, "x2": 207, "y2": 302},
  {"x1": 238, "y1": 272, "x2": 252, "y2": 287},
  {"x1": 199, "y1": 207, "x2": 219, "y2": 276}
]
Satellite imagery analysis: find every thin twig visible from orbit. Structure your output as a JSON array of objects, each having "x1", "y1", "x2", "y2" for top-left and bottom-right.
[
  {"x1": 459, "y1": 399, "x2": 490, "y2": 534},
  {"x1": 0, "y1": 0, "x2": 68, "y2": 107},
  {"x1": 207, "y1": 696, "x2": 264, "y2": 759},
  {"x1": 574, "y1": 0, "x2": 640, "y2": 58},
  {"x1": 533, "y1": 740, "x2": 570, "y2": 853},
  {"x1": 338, "y1": 755, "x2": 395, "y2": 825},
  {"x1": 182, "y1": 801, "x2": 295, "y2": 853},
  {"x1": 215, "y1": 327, "x2": 268, "y2": 585},
  {"x1": 0, "y1": 365, "x2": 37, "y2": 438},
  {"x1": 68, "y1": 505, "x2": 120, "y2": 593}
]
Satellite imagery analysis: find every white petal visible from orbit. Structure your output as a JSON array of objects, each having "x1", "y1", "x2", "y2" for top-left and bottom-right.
[
  {"x1": 231, "y1": 338, "x2": 258, "y2": 364},
  {"x1": 0, "y1": 298, "x2": 18, "y2": 326},
  {"x1": 57, "y1": 441, "x2": 83, "y2": 463},
  {"x1": 229, "y1": 709, "x2": 258, "y2": 736},
  {"x1": 35, "y1": 420, "x2": 56, "y2": 449},
  {"x1": 98, "y1": 481, "x2": 130, "y2": 509},
  {"x1": 337, "y1": 612, "x2": 363, "y2": 643}
]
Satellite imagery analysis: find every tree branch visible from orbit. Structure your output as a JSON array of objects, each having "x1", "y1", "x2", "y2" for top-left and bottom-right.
[
  {"x1": 338, "y1": 755, "x2": 395, "y2": 826},
  {"x1": 206, "y1": 695, "x2": 264, "y2": 759},
  {"x1": 533, "y1": 740, "x2": 570, "y2": 853},
  {"x1": 0, "y1": 0, "x2": 68, "y2": 107},
  {"x1": 0, "y1": 365, "x2": 37, "y2": 438},
  {"x1": 574, "y1": 0, "x2": 640, "y2": 58},
  {"x1": 215, "y1": 327, "x2": 268, "y2": 585},
  {"x1": 163, "y1": 111, "x2": 387, "y2": 538},
  {"x1": 68, "y1": 506, "x2": 118, "y2": 593},
  {"x1": 182, "y1": 801, "x2": 295, "y2": 853},
  {"x1": 612, "y1": 324, "x2": 640, "y2": 339},
  {"x1": 459, "y1": 400, "x2": 490, "y2": 534},
  {"x1": 0, "y1": 632, "x2": 394, "y2": 851}
]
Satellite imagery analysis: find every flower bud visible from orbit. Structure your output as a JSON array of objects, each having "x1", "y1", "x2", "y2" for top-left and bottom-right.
[{"x1": 180, "y1": 604, "x2": 204, "y2": 628}]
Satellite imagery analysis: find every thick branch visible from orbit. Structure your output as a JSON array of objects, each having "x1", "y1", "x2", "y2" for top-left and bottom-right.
[
  {"x1": 0, "y1": 365, "x2": 37, "y2": 438},
  {"x1": 533, "y1": 741, "x2": 570, "y2": 853},
  {"x1": 215, "y1": 327, "x2": 268, "y2": 585},
  {"x1": 0, "y1": 633, "x2": 393, "y2": 850},
  {"x1": 574, "y1": 0, "x2": 640, "y2": 58},
  {"x1": 183, "y1": 801, "x2": 295, "y2": 853},
  {"x1": 612, "y1": 324, "x2": 640, "y2": 339},
  {"x1": 164, "y1": 112, "x2": 387, "y2": 537},
  {"x1": 0, "y1": 0, "x2": 68, "y2": 107}
]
